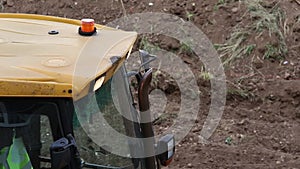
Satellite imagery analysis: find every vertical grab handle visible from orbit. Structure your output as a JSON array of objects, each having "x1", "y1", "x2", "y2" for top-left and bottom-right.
[{"x1": 137, "y1": 68, "x2": 157, "y2": 169}]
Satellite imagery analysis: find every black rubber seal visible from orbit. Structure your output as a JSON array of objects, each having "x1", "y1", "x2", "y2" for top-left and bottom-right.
[
  {"x1": 48, "y1": 30, "x2": 59, "y2": 35},
  {"x1": 78, "y1": 27, "x2": 97, "y2": 36}
]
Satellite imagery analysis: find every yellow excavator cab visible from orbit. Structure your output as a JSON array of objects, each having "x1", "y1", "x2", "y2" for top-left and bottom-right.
[
  {"x1": 0, "y1": 13, "x2": 137, "y2": 100},
  {"x1": 0, "y1": 13, "x2": 175, "y2": 169}
]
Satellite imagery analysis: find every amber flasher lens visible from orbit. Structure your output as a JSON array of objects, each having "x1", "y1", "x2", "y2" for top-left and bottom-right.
[{"x1": 81, "y1": 18, "x2": 95, "y2": 33}]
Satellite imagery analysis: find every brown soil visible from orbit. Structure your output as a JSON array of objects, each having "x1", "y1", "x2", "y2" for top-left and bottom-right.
[{"x1": 1, "y1": 0, "x2": 300, "y2": 169}]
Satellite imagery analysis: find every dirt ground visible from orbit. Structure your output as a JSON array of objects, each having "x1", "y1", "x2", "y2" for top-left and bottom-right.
[{"x1": 1, "y1": 0, "x2": 300, "y2": 169}]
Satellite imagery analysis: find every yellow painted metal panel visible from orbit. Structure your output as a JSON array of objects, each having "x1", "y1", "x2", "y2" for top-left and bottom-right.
[{"x1": 0, "y1": 13, "x2": 137, "y2": 99}]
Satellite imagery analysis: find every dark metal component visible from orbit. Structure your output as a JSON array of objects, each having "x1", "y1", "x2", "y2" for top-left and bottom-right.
[
  {"x1": 56, "y1": 99, "x2": 75, "y2": 137},
  {"x1": 126, "y1": 71, "x2": 138, "y2": 77},
  {"x1": 0, "y1": 102, "x2": 33, "y2": 128},
  {"x1": 22, "y1": 115, "x2": 41, "y2": 169},
  {"x1": 135, "y1": 72, "x2": 143, "y2": 84},
  {"x1": 138, "y1": 69, "x2": 152, "y2": 113},
  {"x1": 139, "y1": 50, "x2": 150, "y2": 71},
  {"x1": 50, "y1": 137, "x2": 71, "y2": 169},
  {"x1": 39, "y1": 156, "x2": 51, "y2": 163},
  {"x1": 83, "y1": 162, "x2": 133, "y2": 169},
  {"x1": 50, "y1": 134, "x2": 81, "y2": 169},
  {"x1": 40, "y1": 155, "x2": 131, "y2": 169},
  {"x1": 51, "y1": 100, "x2": 81, "y2": 169},
  {"x1": 137, "y1": 68, "x2": 156, "y2": 169},
  {"x1": 48, "y1": 30, "x2": 59, "y2": 35},
  {"x1": 138, "y1": 50, "x2": 157, "y2": 72},
  {"x1": 157, "y1": 134, "x2": 175, "y2": 166},
  {"x1": 40, "y1": 155, "x2": 133, "y2": 169},
  {"x1": 126, "y1": 50, "x2": 156, "y2": 78},
  {"x1": 111, "y1": 66, "x2": 143, "y2": 168},
  {"x1": 110, "y1": 56, "x2": 121, "y2": 65}
]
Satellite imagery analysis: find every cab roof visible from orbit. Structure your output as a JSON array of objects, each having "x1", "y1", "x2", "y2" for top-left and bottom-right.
[{"x1": 0, "y1": 13, "x2": 137, "y2": 100}]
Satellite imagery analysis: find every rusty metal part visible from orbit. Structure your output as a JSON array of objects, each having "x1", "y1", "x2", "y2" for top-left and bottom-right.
[{"x1": 137, "y1": 68, "x2": 156, "y2": 169}]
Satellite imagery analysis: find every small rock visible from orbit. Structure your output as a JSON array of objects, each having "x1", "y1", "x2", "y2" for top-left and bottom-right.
[
  {"x1": 276, "y1": 160, "x2": 281, "y2": 164},
  {"x1": 208, "y1": 158, "x2": 214, "y2": 162},
  {"x1": 58, "y1": 2, "x2": 65, "y2": 8},
  {"x1": 261, "y1": 1, "x2": 277, "y2": 8},
  {"x1": 148, "y1": 2, "x2": 154, "y2": 6},
  {"x1": 284, "y1": 72, "x2": 291, "y2": 80},
  {"x1": 237, "y1": 119, "x2": 249, "y2": 126},
  {"x1": 160, "y1": 36, "x2": 181, "y2": 50},
  {"x1": 187, "y1": 163, "x2": 193, "y2": 168},
  {"x1": 192, "y1": 128, "x2": 201, "y2": 133},
  {"x1": 267, "y1": 94, "x2": 277, "y2": 101},
  {"x1": 272, "y1": 142, "x2": 280, "y2": 150},
  {"x1": 7, "y1": 0, "x2": 14, "y2": 7},
  {"x1": 237, "y1": 134, "x2": 245, "y2": 139},
  {"x1": 170, "y1": 6, "x2": 184, "y2": 15},
  {"x1": 253, "y1": 59, "x2": 263, "y2": 69},
  {"x1": 236, "y1": 17, "x2": 243, "y2": 22},
  {"x1": 231, "y1": 7, "x2": 239, "y2": 13},
  {"x1": 293, "y1": 23, "x2": 300, "y2": 33},
  {"x1": 205, "y1": 6, "x2": 212, "y2": 12}
]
